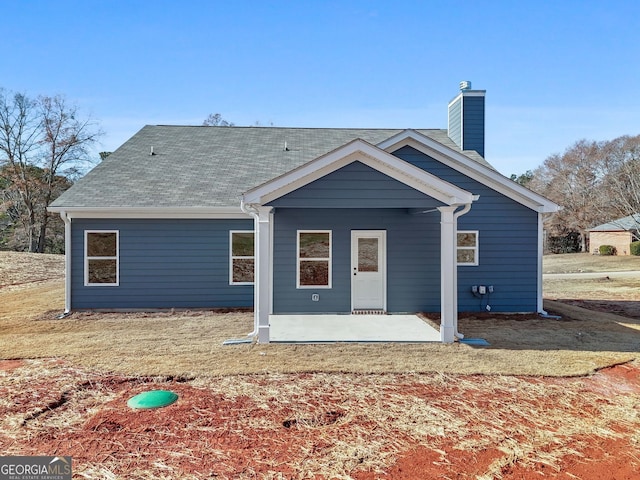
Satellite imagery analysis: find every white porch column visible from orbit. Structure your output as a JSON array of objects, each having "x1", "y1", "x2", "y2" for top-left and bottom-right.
[
  {"x1": 255, "y1": 206, "x2": 273, "y2": 343},
  {"x1": 438, "y1": 206, "x2": 457, "y2": 343}
]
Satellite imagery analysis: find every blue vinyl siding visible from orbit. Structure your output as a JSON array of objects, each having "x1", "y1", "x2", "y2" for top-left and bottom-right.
[
  {"x1": 448, "y1": 94, "x2": 485, "y2": 157},
  {"x1": 71, "y1": 218, "x2": 254, "y2": 309},
  {"x1": 394, "y1": 145, "x2": 538, "y2": 312},
  {"x1": 70, "y1": 147, "x2": 539, "y2": 314},
  {"x1": 461, "y1": 96, "x2": 485, "y2": 157},
  {"x1": 269, "y1": 161, "x2": 445, "y2": 209},
  {"x1": 269, "y1": 146, "x2": 539, "y2": 313},
  {"x1": 272, "y1": 208, "x2": 441, "y2": 314}
]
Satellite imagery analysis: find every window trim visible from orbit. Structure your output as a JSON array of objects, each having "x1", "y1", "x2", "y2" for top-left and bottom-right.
[
  {"x1": 457, "y1": 230, "x2": 479, "y2": 266},
  {"x1": 297, "y1": 230, "x2": 332, "y2": 289},
  {"x1": 84, "y1": 230, "x2": 119, "y2": 286},
  {"x1": 229, "y1": 230, "x2": 255, "y2": 285}
]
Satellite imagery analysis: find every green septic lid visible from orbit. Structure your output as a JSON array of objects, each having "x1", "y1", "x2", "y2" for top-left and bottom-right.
[{"x1": 127, "y1": 390, "x2": 178, "y2": 409}]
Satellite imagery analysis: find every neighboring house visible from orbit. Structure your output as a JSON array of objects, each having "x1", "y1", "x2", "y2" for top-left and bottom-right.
[
  {"x1": 589, "y1": 214, "x2": 640, "y2": 255},
  {"x1": 49, "y1": 82, "x2": 558, "y2": 343}
]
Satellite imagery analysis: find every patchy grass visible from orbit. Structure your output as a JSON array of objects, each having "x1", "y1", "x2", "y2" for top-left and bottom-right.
[
  {"x1": 543, "y1": 252, "x2": 640, "y2": 274},
  {"x1": 0, "y1": 287, "x2": 635, "y2": 378},
  {"x1": 0, "y1": 252, "x2": 637, "y2": 377},
  {"x1": 544, "y1": 276, "x2": 640, "y2": 319},
  {"x1": 544, "y1": 253, "x2": 640, "y2": 320},
  {"x1": 0, "y1": 251, "x2": 64, "y2": 289}
]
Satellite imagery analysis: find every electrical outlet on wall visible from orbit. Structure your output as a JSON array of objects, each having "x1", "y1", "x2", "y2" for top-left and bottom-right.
[{"x1": 478, "y1": 286, "x2": 487, "y2": 295}]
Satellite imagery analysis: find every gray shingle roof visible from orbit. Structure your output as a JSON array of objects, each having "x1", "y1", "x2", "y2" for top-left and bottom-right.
[
  {"x1": 51, "y1": 126, "x2": 493, "y2": 209},
  {"x1": 590, "y1": 214, "x2": 640, "y2": 231}
]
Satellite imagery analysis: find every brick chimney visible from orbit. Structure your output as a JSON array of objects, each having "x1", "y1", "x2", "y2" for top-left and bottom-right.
[{"x1": 447, "y1": 81, "x2": 486, "y2": 157}]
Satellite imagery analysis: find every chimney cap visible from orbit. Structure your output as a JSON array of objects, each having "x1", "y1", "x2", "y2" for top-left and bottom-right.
[{"x1": 460, "y1": 80, "x2": 472, "y2": 91}]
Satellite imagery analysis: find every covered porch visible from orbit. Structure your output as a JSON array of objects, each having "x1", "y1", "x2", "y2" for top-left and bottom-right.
[
  {"x1": 269, "y1": 314, "x2": 441, "y2": 343},
  {"x1": 242, "y1": 138, "x2": 478, "y2": 344}
]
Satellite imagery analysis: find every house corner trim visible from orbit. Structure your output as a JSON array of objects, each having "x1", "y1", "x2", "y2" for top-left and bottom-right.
[{"x1": 60, "y1": 211, "x2": 72, "y2": 314}]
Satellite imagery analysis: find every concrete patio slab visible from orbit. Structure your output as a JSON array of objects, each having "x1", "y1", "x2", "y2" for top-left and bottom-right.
[{"x1": 269, "y1": 314, "x2": 440, "y2": 343}]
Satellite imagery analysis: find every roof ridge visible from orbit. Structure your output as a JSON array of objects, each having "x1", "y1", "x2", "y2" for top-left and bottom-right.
[{"x1": 150, "y1": 125, "x2": 446, "y2": 131}]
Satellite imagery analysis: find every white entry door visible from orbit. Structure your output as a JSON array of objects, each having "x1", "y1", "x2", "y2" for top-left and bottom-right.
[{"x1": 351, "y1": 230, "x2": 386, "y2": 311}]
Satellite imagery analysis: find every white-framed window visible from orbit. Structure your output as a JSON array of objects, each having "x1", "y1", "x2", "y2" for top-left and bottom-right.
[
  {"x1": 297, "y1": 230, "x2": 332, "y2": 288},
  {"x1": 457, "y1": 230, "x2": 479, "y2": 266},
  {"x1": 230, "y1": 231, "x2": 255, "y2": 285},
  {"x1": 85, "y1": 230, "x2": 119, "y2": 286}
]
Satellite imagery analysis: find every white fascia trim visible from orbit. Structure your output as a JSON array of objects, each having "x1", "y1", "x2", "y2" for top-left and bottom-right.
[
  {"x1": 47, "y1": 206, "x2": 250, "y2": 219},
  {"x1": 448, "y1": 92, "x2": 462, "y2": 109},
  {"x1": 243, "y1": 138, "x2": 474, "y2": 206},
  {"x1": 377, "y1": 130, "x2": 559, "y2": 213}
]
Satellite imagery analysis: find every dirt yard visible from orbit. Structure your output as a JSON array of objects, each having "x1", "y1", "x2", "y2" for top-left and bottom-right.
[
  {"x1": 544, "y1": 252, "x2": 640, "y2": 319},
  {"x1": 0, "y1": 252, "x2": 639, "y2": 479},
  {"x1": 1, "y1": 358, "x2": 639, "y2": 480}
]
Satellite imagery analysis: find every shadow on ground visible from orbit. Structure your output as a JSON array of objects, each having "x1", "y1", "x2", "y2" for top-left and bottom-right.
[
  {"x1": 456, "y1": 299, "x2": 640, "y2": 354},
  {"x1": 552, "y1": 299, "x2": 640, "y2": 321}
]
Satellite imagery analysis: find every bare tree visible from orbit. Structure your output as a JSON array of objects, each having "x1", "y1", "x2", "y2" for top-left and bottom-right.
[
  {"x1": 203, "y1": 114, "x2": 274, "y2": 127},
  {"x1": 202, "y1": 113, "x2": 234, "y2": 127},
  {"x1": 529, "y1": 140, "x2": 607, "y2": 252},
  {"x1": 597, "y1": 134, "x2": 640, "y2": 237},
  {"x1": 527, "y1": 134, "x2": 640, "y2": 252},
  {"x1": 0, "y1": 164, "x2": 71, "y2": 252},
  {"x1": 0, "y1": 90, "x2": 42, "y2": 251},
  {"x1": 0, "y1": 89, "x2": 101, "y2": 252},
  {"x1": 37, "y1": 94, "x2": 102, "y2": 251}
]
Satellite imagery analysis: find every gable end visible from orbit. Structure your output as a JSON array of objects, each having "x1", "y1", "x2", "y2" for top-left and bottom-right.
[
  {"x1": 378, "y1": 130, "x2": 558, "y2": 213},
  {"x1": 243, "y1": 139, "x2": 474, "y2": 207}
]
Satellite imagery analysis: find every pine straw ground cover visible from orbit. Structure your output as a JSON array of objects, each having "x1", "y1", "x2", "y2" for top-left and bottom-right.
[{"x1": 0, "y1": 358, "x2": 638, "y2": 479}]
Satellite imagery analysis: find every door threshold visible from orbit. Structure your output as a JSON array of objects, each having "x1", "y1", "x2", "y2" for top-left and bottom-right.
[{"x1": 352, "y1": 309, "x2": 386, "y2": 315}]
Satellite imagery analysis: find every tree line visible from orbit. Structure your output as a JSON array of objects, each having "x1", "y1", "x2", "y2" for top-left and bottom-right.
[
  {"x1": 1, "y1": 86, "x2": 637, "y2": 256},
  {"x1": 0, "y1": 99, "x2": 241, "y2": 253},
  {"x1": 0, "y1": 88, "x2": 103, "y2": 253},
  {"x1": 513, "y1": 134, "x2": 640, "y2": 253}
]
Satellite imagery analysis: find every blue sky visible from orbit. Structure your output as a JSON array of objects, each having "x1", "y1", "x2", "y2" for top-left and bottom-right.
[{"x1": 3, "y1": 0, "x2": 639, "y2": 176}]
